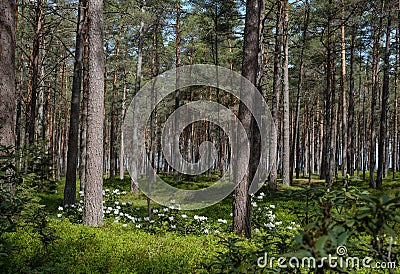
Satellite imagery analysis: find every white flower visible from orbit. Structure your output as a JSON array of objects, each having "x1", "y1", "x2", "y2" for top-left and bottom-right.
[
  {"x1": 136, "y1": 224, "x2": 142, "y2": 228},
  {"x1": 171, "y1": 225, "x2": 176, "y2": 229},
  {"x1": 136, "y1": 207, "x2": 140, "y2": 211},
  {"x1": 169, "y1": 205, "x2": 175, "y2": 210},
  {"x1": 194, "y1": 215, "x2": 199, "y2": 220},
  {"x1": 230, "y1": 213, "x2": 233, "y2": 216},
  {"x1": 287, "y1": 226, "x2": 293, "y2": 230},
  {"x1": 270, "y1": 204, "x2": 275, "y2": 209},
  {"x1": 144, "y1": 217, "x2": 150, "y2": 221},
  {"x1": 58, "y1": 206, "x2": 63, "y2": 211},
  {"x1": 257, "y1": 195, "x2": 263, "y2": 200},
  {"x1": 106, "y1": 210, "x2": 111, "y2": 214},
  {"x1": 120, "y1": 212, "x2": 124, "y2": 216},
  {"x1": 169, "y1": 216, "x2": 174, "y2": 221},
  {"x1": 121, "y1": 202, "x2": 126, "y2": 206},
  {"x1": 170, "y1": 199, "x2": 176, "y2": 204},
  {"x1": 114, "y1": 209, "x2": 119, "y2": 215},
  {"x1": 105, "y1": 189, "x2": 110, "y2": 192},
  {"x1": 264, "y1": 222, "x2": 275, "y2": 228},
  {"x1": 158, "y1": 213, "x2": 164, "y2": 217},
  {"x1": 251, "y1": 202, "x2": 257, "y2": 207},
  {"x1": 107, "y1": 207, "x2": 113, "y2": 211},
  {"x1": 122, "y1": 224, "x2": 127, "y2": 228},
  {"x1": 116, "y1": 206, "x2": 121, "y2": 210},
  {"x1": 254, "y1": 228, "x2": 260, "y2": 233},
  {"x1": 153, "y1": 209, "x2": 159, "y2": 213},
  {"x1": 291, "y1": 221, "x2": 295, "y2": 225},
  {"x1": 57, "y1": 213, "x2": 62, "y2": 218},
  {"x1": 204, "y1": 229, "x2": 209, "y2": 234},
  {"x1": 114, "y1": 219, "x2": 119, "y2": 223},
  {"x1": 275, "y1": 221, "x2": 282, "y2": 225},
  {"x1": 259, "y1": 192, "x2": 265, "y2": 196},
  {"x1": 217, "y1": 218, "x2": 227, "y2": 224},
  {"x1": 71, "y1": 204, "x2": 75, "y2": 208},
  {"x1": 115, "y1": 201, "x2": 119, "y2": 205},
  {"x1": 181, "y1": 214, "x2": 187, "y2": 218},
  {"x1": 79, "y1": 191, "x2": 84, "y2": 196},
  {"x1": 163, "y1": 207, "x2": 169, "y2": 212},
  {"x1": 122, "y1": 191, "x2": 127, "y2": 195},
  {"x1": 78, "y1": 208, "x2": 82, "y2": 212}
]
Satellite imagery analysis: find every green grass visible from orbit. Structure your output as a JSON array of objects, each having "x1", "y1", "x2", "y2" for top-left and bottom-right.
[
  {"x1": 4, "y1": 171, "x2": 400, "y2": 273},
  {"x1": 5, "y1": 219, "x2": 221, "y2": 273}
]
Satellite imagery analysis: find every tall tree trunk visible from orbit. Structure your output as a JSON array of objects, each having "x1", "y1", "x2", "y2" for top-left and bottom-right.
[
  {"x1": 340, "y1": 0, "x2": 347, "y2": 177},
  {"x1": 83, "y1": 0, "x2": 104, "y2": 227},
  {"x1": 131, "y1": 0, "x2": 145, "y2": 193},
  {"x1": 65, "y1": 0, "x2": 87, "y2": 206},
  {"x1": 290, "y1": 0, "x2": 309, "y2": 183},
  {"x1": 393, "y1": 0, "x2": 400, "y2": 179},
  {"x1": 282, "y1": 0, "x2": 290, "y2": 186},
  {"x1": 119, "y1": 67, "x2": 127, "y2": 180},
  {"x1": 370, "y1": 2, "x2": 384, "y2": 188},
  {"x1": 109, "y1": 21, "x2": 122, "y2": 179},
  {"x1": 174, "y1": 0, "x2": 181, "y2": 181},
  {"x1": 377, "y1": 4, "x2": 392, "y2": 189},
  {"x1": 0, "y1": 0, "x2": 17, "y2": 191},
  {"x1": 348, "y1": 26, "x2": 356, "y2": 176},
  {"x1": 26, "y1": 0, "x2": 43, "y2": 145},
  {"x1": 80, "y1": 9, "x2": 89, "y2": 192},
  {"x1": 233, "y1": 0, "x2": 264, "y2": 238},
  {"x1": 268, "y1": 0, "x2": 282, "y2": 190}
]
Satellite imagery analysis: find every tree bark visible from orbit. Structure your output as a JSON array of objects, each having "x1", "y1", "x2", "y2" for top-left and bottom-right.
[
  {"x1": 281, "y1": 0, "x2": 290, "y2": 186},
  {"x1": 233, "y1": 0, "x2": 264, "y2": 238},
  {"x1": 65, "y1": 0, "x2": 87, "y2": 206},
  {"x1": 83, "y1": 0, "x2": 104, "y2": 226},
  {"x1": 376, "y1": 3, "x2": 391, "y2": 189},
  {"x1": 369, "y1": 1, "x2": 384, "y2": 188},
  {"x1": 0, "y1": 0, "x2": 17, "y2": 191},
  {"x1": 26, "y1": 0, "x2": 43, "y2": 145},
  {"x1": 268, "y1": 0, "x2": 282, "y2": 190},
  {"x1": 340, "y1": 0, "x2": 347, "y2": 177}
]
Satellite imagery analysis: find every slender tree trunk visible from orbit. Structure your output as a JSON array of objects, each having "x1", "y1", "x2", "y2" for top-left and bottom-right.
[
  {"x1": 341, "y1": 0, "x2": 347, "y2": 177},
  {"x1": 131, "y1": 0, "x2": 146, "y2": 193},
  {"x1": 109, "y1": 21, "x2": 122, "y2": 179},
  {"x1": 119, "y1": 68, "x2": 127, "y2": 180},
  {"x1": 80, "y1": 10, "x2": 89, "y2": 191},
  {"x1": 268, "y1": 0, "x2": 282, "y2": 190},
  {"x1": 282, "y1": 0, "x2": 290, "y2": 186},
  {"x1": 393, "y1": 1, "x2": 400, "y2": 179},
  {"x1": 290, "y1": 0, "x2": 309, "y2": 183},
  {"x1": 348, "y1": 26, "x2": 356, "y2": 176},
  {"x1": 65, "y1": 0, "x2": 87, "y2": 206},
  {"x1": 174, "y1": 0, "x2": 181, "y2": 181},
  {"x1": 377, "y1": 4, "x2": 392, "y2": 189},
  {"x1": 26, "y1": 0, "x2": 43, "y2": 145},
  {"x1": 83, "y1": 0, "x2": 104, "y2": 227},
  {"x1": 370, "y1": 3, "x2": 384, "y2": 188}
]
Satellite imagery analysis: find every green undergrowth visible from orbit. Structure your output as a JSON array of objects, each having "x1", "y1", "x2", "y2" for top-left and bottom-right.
[{"x1": 3, "y1": 219, "x2": 220, "y2": 273}]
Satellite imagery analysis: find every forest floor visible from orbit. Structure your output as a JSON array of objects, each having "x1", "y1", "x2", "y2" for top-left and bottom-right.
[{"x1": 2, "y1": 172, "x2": 400, "y2": 273}]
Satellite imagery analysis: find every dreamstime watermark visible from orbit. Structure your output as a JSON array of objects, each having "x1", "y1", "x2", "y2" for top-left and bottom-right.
[
  {"x1": 123, "y1": 64, "x2": 275, "y2": 210},
  {"x1": 257, "y1": 246, "x2": 397, "y2": 270}
]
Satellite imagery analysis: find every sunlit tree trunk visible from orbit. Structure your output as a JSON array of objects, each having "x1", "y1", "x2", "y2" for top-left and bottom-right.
[
  {"x1": 83, "y1": 0, "x2": 104, "y2": 227},
  {"x1": 233, "y1": 0, "x2": 264, "y2": 238}
]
